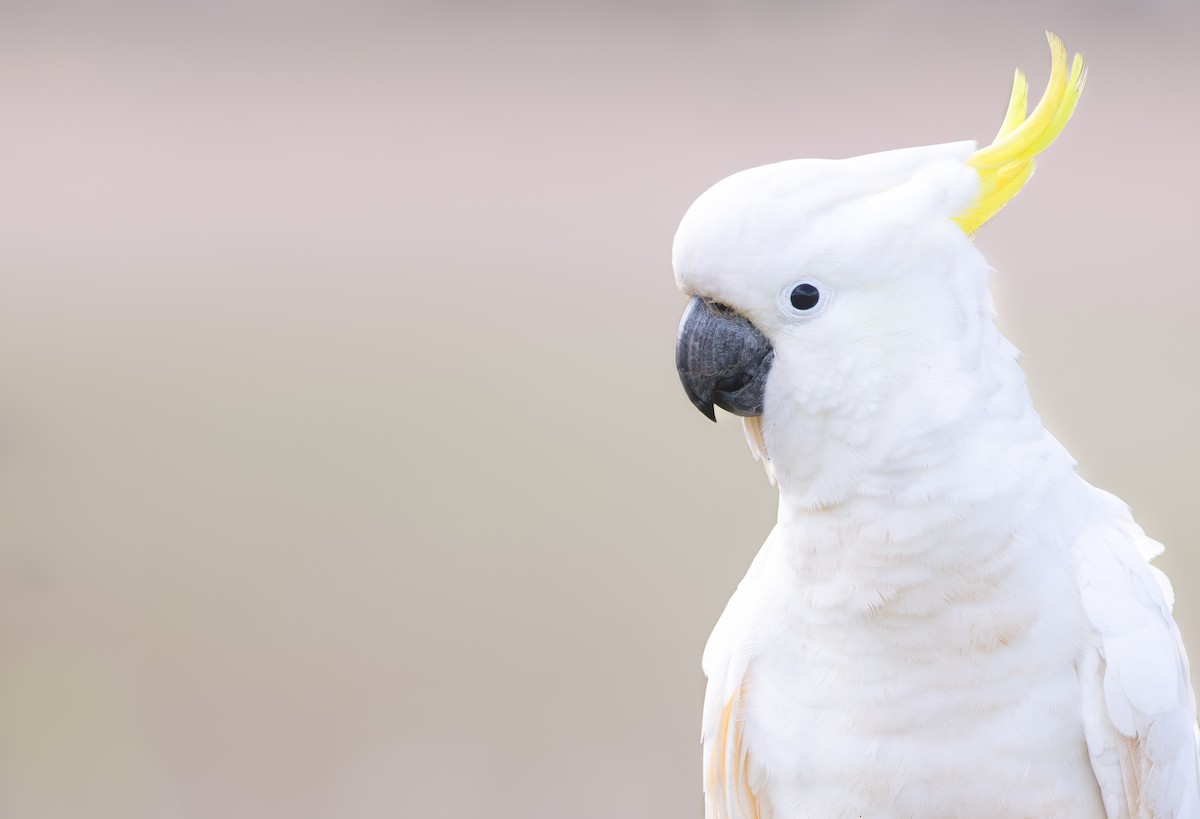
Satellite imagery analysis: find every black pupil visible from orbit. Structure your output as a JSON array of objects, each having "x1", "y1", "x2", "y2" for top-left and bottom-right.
[{"x1": 790, "y1": 283, "x2": 820, "y2": 311}]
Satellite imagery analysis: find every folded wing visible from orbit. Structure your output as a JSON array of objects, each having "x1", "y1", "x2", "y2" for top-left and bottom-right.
[{"x1": 1077, "y1": 491, "x2": 1200, "y2": 818}]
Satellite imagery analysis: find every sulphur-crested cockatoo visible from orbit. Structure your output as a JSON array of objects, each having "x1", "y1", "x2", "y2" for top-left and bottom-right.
[{"x1": 673, "y1": 34, "x2": 1199, "y2": 819}]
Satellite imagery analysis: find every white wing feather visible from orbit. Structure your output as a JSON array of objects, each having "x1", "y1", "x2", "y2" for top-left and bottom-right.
[
  {"x1": 1077, "y1": 489, "x2": 1200, "y2": 818},
  {"x1": 701, "y1": 528, "x2": 777, "y2": 819}
]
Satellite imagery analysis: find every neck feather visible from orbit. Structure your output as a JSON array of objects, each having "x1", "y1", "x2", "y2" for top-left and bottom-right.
[{"x1": 753, "y1": 328, "x2": 1087, "y2": 619}]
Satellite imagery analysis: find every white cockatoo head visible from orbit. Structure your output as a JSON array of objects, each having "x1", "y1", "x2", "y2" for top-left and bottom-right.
[{"x1": 674, "y1": 34, "x2": 1086, "y2": 503}]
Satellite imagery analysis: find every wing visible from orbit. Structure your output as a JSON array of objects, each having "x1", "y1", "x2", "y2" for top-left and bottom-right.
[
  {"x1": 703, "y1": 679, "x2": 762, "y2": 819},
  {"x1": 1077, "y1": 490, "x2": 1200, "y2": 819},
  {"x1": 701, "y1": 530, "x2": 776, "y2": 819}
]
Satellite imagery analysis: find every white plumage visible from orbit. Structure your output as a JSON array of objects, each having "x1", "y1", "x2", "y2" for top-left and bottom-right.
[{"x1": 672, "y1": 39, "x2": 1200, "y2": 819}]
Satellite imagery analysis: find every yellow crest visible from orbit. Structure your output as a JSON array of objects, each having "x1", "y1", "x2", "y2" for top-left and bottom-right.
[{"x1": 954, "y1": 33, "x2": 1087, "y2": 235}]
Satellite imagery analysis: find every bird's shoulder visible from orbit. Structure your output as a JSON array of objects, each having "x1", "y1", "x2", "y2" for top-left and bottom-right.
[
  {"x1": 1072, "y1": 485, "x2": 1200, "y2": 818},
  {"x1": 700, "y1": 528, "x2": 782, "y2": 819}
]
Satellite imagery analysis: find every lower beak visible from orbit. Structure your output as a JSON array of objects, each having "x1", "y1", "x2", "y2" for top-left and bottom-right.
[{"x1": 675, "y1": 297, "x2": 774, "y2": 421}]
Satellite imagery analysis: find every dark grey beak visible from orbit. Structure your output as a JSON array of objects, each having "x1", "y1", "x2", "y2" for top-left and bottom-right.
[{"x1": 675, "y1": 296, "x2": 774, "y2": 421}]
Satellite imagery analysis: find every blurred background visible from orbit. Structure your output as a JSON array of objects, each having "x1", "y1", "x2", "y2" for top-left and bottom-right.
[{"x1": 0, "y1": 1, "x2": 1197, "y2": 817}]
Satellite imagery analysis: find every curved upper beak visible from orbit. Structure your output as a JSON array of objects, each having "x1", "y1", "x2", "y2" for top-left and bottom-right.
[{"x1": 675, "y1": 296, "x2": 774, "y2": 422}]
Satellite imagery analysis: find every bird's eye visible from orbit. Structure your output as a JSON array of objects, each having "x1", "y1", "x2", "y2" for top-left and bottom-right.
[{"x1": 789, "y1": 283, "x2": 820, "y2": 311}]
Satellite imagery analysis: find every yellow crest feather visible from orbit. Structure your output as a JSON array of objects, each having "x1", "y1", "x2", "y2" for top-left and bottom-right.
[{"x1": 954, "y1": 33, "x2": 1087, "y2": 235}]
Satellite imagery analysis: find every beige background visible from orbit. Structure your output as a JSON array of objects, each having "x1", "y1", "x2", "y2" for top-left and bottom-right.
[{"x1": 0, "y1": 2, "x2": 1198, "y2": 817}]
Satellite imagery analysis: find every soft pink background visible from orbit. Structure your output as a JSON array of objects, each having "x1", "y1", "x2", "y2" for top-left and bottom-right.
[{"x1": 0, "y1": 2, "x2": 1197, "y2": 817}]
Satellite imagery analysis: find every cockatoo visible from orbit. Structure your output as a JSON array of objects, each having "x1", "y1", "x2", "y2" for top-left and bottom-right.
[{"x1": 672, "y1": 34, "x2": 1199, "y2": 819}]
